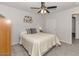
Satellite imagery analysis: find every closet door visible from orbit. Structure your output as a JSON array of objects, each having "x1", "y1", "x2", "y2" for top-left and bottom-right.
[{"x1": 0, "y1": 20, "x2": 11, "y2": 56}]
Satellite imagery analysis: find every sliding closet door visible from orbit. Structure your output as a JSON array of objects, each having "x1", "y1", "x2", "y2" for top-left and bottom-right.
[{"x1": 0, "y1": 20, "x2": 11, "y2": 56}]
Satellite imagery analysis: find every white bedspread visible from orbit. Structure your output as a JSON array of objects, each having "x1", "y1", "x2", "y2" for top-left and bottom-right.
[{"x1": 19, "y1": 32, "x2": 61, "y2": 56}]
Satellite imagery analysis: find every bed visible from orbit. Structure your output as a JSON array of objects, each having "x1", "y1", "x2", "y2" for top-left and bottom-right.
[{"x1": 19, "y1": 32, "x2": 61, "y2": 56}]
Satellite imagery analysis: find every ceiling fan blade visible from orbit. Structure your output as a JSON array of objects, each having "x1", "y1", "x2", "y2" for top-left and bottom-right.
[
  {"x1": 31, "y1": 7, "x2": 40, "y2": 9},
  {"x1": 47, "y1": 6, "x2": 57, "y2": 9},
  {"x1": 46, "y1": 9, "x2": 50, "y2": 13},
  {"x1": 37, "y1": 10, "x2": 41, "y2": 13}
]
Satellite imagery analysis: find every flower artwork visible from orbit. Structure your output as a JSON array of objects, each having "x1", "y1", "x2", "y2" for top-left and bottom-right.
[{"x1": 24, "y1": 16, "x2": 32, "y2": 23}]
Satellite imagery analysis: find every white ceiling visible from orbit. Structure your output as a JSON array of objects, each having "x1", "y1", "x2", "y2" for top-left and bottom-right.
[{"x1": 0, "y1": 2, "x2": 79, "y2": 13}]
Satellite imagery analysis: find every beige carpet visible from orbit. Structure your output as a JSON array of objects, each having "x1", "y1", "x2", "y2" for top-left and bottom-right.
[{"x1": 12, "y1": 39, "x2": 79, "y2": 56}]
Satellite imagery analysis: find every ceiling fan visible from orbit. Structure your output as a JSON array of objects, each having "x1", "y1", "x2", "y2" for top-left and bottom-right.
[{"x1": 31, "y1": 2, "x2": 57, "y2": 14}]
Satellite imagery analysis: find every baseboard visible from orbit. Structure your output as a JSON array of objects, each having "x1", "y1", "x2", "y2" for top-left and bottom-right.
[{"x1": 60, "y1": 40, "x2": 72, "y2": 45}]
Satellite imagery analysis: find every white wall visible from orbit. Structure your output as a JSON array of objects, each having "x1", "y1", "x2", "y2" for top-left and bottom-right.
[
  {"x1": 43, "y1": 13, "x2": 56, "y2": 34},
  {"x1": 44, "y1": 10, "x2": 72, "y2": 44},
  {"x1": 0, "y1": 4, "x2": 44, "y2": 45},
  {"x1": 56, "y1": 10, "x2": 72, "y2": 44},
  {"x1": 44, "y1": 6, "x2": 79, "y2": 44}
]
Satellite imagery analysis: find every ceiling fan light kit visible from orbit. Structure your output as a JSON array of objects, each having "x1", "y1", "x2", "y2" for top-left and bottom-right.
[
  {"x1": 38, "y1": 9, "x2": 47, "y2": 14},
  {"x1": 31, "y1": 2, "x2": 57, "y2": 14}
]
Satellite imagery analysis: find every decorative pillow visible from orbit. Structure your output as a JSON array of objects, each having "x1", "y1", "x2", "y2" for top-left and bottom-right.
[
  {"x1": 30, "y1": 28, "x2": 37, "y2": 34},
  {"x1": 26, "y1": 29, "x2": 31, "y2": 34}
]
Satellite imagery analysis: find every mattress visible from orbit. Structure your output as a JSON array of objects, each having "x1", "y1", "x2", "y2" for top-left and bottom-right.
[{"x1": 19, "y1": 32, "x2": 61, "y2": 56}]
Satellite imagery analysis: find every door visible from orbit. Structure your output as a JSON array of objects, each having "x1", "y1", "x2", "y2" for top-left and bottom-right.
[
  {"x1": 72, "y1": 17, "x2": 76, "y2": 42},
  {"x1": 0, "y1": 20, "x2": 11, "y2": 56}
]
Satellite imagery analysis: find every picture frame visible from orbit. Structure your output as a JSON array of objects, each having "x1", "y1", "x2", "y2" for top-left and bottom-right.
[{"x1": 24, "y1": 16, "x2": 32, "y2": 23}]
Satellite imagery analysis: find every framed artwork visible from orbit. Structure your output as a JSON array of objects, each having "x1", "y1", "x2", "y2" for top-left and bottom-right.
[{"x1": 24, "y1": 16, "x2": 32, "y2": 23}]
